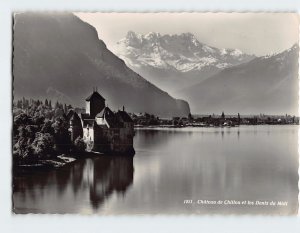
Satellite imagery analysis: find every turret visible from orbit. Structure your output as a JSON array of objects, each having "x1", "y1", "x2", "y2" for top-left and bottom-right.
[{"x1": 85, "y1": 87, "x2": 105, "y2": 118}]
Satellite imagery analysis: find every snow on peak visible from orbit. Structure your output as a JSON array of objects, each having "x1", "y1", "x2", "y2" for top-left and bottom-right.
[
  {"x1": 126, "y1": 30, "x2": 137, "y2": 38},
  {"x1": 230, "y1": 49, "x2": 243, "y2": 57},
  {"x1": 145, "y1": 32, "x2": 161, "y2": 39},
  {"x1": 180, "y1": 32, "x2": 195, "y2": 39},
  {"x1": 220, "y1": 48, "x2": 243, "y2": 57},
  {"x1": 114, "y1": 31, "x2": 254, "y2": 73}
]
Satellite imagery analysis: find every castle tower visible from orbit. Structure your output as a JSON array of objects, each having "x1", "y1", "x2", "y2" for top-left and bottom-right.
[{"x1": 85, "y1": 88, "x2": 106, "y2": 118}]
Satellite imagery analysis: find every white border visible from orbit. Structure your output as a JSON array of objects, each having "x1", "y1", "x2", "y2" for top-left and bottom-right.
[{"x1": 1, "y1": 0, "x2": 300, "y2": 233}]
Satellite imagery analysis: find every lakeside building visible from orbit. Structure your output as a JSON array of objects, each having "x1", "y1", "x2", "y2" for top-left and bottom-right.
[
  {"x1": 67, "y1": 90, "x2": 134, "y2": 155},
  {"x1": 131, "y1": 112, "x2": 299, "y2": 127}
]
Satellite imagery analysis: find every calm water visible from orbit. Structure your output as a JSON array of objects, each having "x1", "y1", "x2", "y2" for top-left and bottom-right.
[{"x1": 13, "y1": 125, "x2": 299, "y2": 214}]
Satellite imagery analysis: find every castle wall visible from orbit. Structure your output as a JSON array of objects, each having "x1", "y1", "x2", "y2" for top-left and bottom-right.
[
  {"x1": 70, "y1": 125, "x2": 83, "y2": 142},
  {"x1": 108, "y1": 127, "x2": 134, "y2": 154},
  {"x1": 83, "y1": 127, "x2": 94, "y2": 151},
  {"x1": 79, "y1": 91, "x2": 134, "y2": 155},
  {"x1": 83, "y1": 127, "x2": 94, "y2": 141},
  {"x1": 85, "y1": 102, "x2": 90, "y2": 115},
  {"x1": 93, "y1": 125, "x2": 110, "y2": 152},
  {"x1": 84, "y1": 125, "x2": 134, "y2": 154}
]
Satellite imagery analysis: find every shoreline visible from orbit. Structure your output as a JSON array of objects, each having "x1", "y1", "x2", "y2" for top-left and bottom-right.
[
  {"x1": 134, "y1": 124, "x2": 299, "y2": 129},
  {"x1": 13, "y1": 124, "x2": 297, "y2": 174},
  {"x1": 13, "y1": 151, "x2": 103, "y2": 175},
  {"x1": 13, "y1": 150, "x2": 135, "y2": 175}
]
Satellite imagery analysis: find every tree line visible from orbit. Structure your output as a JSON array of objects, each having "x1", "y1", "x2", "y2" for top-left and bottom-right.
[{"x1": 13, "y1": 98, "x2": 85, "y2": 165}]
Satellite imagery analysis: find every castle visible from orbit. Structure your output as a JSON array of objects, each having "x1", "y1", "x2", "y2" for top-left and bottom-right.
[{"x1": 67, "y1": 89, "x2": 135, "y2": 155}]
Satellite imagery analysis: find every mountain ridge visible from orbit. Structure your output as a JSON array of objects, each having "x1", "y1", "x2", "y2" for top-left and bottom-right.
[
  {"x1": 13, "y1": 13, "x2": 190, "y2": 117},
  {"x1": 177, "y1": 44, "x2": 299, "y2": 115},
  {"x1": 113, "y1": 31, "x2": 255, "y2": 93}
]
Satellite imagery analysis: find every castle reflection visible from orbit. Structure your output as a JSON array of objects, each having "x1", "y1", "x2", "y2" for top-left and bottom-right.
[
  {"x1": 87, "y1": 156, "x2": 134, "y2": 209},
  {"x1": 13, "y1": 155, "x2": 134, "y2": 213}
]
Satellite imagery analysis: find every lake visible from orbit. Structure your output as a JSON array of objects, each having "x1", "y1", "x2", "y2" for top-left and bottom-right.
[{"x1": 13, "y1": 125, "x2": 299, "y2": 214}]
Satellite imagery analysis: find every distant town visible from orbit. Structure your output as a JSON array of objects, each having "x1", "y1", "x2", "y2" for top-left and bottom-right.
[
  {"x1": 14, "y1": 97, "x2": 299, "y2": 136},
  {"x1": 129, "y1": 112, "x2": 299, "y2": 128}
]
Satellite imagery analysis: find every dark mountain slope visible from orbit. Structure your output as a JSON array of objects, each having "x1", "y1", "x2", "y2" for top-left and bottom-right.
[
  {"x1": 178, "y1": 45, "x2": 299, "y2": 115},
  {"x1": 13, "y1": 13, "x2": 190, "y2": 117}
]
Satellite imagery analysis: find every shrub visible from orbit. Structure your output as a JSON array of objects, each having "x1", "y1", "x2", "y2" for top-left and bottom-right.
[
  {"x1": 32, "y1": 133, "x2": 54, "y2": 159},
  {"x1": 74, "y1": 136, "x2": 86, "y2": 153}
]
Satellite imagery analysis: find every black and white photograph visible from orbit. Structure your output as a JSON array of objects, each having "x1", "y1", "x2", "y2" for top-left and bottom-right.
[{"x1": 12, "y1": 12, "x2": 299, "y2": 215}]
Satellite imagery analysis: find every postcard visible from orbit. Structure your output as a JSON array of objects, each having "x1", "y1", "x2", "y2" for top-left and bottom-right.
[{"x1": 12, "y1": 12, "x2": 299, "y2": 215}]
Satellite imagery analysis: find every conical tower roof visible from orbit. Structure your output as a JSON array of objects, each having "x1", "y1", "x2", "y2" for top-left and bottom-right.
[{"x1": 85, "y1": 91, "x2": 105, "y2": 101}]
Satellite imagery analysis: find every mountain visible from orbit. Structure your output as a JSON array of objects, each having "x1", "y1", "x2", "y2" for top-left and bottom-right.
[
  {"x1": 13, "y1": 13, "x2": 190, "y2": 117},
  {"x1": 113, "y1": 31, "x2": 255, "y2": 94},
  {"x1": 177, "y1": 45, "x2": 299, "y2": 115}
]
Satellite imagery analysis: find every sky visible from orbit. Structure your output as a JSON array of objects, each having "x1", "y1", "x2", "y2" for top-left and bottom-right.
[{"x1": 75, "y1": 12, "x2": 299, "y2": 56}]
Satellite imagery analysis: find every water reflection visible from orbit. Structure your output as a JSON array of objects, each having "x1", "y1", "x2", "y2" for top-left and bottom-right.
[
  {"x1": 89, "y1": 156, "x2": 134, "y2": 209},
  {"x1": 132, "y1": 126, "x2": 298, "y2": 215},
  {"x1": 13, "y1": 126, "x2": 299, "y2": 214},
  {"x1": 13, "y1": 156, "x2": 133, "y2": 213}
]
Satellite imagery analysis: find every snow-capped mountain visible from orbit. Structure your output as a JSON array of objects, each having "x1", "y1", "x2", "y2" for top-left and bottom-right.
[
  {"x1": 113, "y1": 31, "x2": 255, "y2": 93},
  {"x1": 177, "y1": 44, "x2": 299, "y2": 115}
]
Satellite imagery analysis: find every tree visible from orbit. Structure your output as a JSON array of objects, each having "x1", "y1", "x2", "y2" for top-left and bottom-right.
[
  {"x1": 64, "y1": 104, "x2": 67, "y2": 114},
  {"x1": 33, "y1": 114, "x2": 45, "y2": 126},
  {"x1": 16, "y1": 100, "x2": 22, "y2": 108},
  {"x1": 55, "y1": 101, "x2": 59, "y2": 109},
  {"x1": 41, "y1": 120, "x2": 54, "y2": 135},
  {"x1": 149, "y1": 118, "x2": 159, "y2": 125},
  {"x1": 17, "y1": 125, "x2": 26, "y2": 139},
  {"x1": 54, "y1": 108, "x2": 64, "y2": 118},
  {"x1": 221, "y1": 111, "x2": 225, "y2": 119},
  {"x1": 74, "y1": 136, "x2": 86, "y2": 153},
  {"x1": 52, "y1": 117, "x2": 71, "y2": 152},
  {"x1": 45, "y1": 99, "x2": 49, "y2": 107},
  {"x1": 24, "y1": 125, "x2": 38, "y2": 141},
  {"x1": 22, "y1": 97, "x2": 26, "y2": 109},
  {"x1": 32, "y1": 133, "x2": 54, "y2": 158},
  {"x1": 13, "y1": 137, "x2": 33, "y2": 162},
  {"x1": 14, "y1": 113, "x2": 32, "y2": 128}
]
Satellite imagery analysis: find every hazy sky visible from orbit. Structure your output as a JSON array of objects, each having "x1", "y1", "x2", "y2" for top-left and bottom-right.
[{"x1": 76, "y1": 12, "x2": 298, "y2": 56}]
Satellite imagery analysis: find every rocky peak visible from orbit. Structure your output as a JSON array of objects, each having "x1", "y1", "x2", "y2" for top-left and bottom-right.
[{"x1": 115, "y1": 31, "x2": 255, "y2": 71}]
